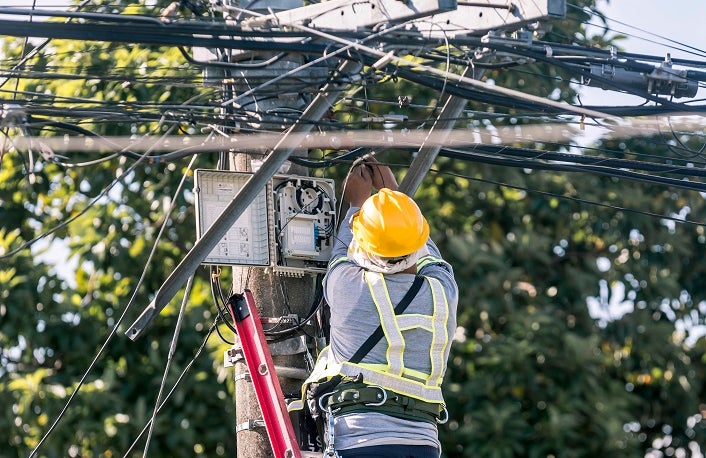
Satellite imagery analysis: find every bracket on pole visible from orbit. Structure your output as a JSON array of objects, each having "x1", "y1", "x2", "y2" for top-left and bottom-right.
[{"x1": 236, "y1": 419, "x2": 267, "y2": 433}]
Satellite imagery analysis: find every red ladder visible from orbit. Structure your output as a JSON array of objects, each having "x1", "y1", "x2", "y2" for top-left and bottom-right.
[{"x1": 228, "y1": 290, "x2": 301, "y2": 458}]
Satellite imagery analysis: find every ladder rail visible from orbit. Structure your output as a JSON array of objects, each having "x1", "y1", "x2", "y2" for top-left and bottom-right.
[{"x1": 228, "y1": 291, "x2": 301, "y2": 458}]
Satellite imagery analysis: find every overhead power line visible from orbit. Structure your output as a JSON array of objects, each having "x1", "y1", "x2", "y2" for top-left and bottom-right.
[{"x1": 5, "y1": 116, "x2": 706, "y2": 155}]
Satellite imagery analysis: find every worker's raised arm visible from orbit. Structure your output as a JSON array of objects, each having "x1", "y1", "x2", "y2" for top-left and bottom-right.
[
  {"x1": 364, "y1": 157, "x2": 398, "y2": 192},
  {"x1": 343, "y1": 164, "x2": 374, "y2": 208}
]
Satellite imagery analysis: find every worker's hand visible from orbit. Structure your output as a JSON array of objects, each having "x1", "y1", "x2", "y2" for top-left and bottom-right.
[
  {"x1": 343, "y1": 164, "x2": 373, "y2": 207},
  {"x1": 364, "y1": 157, "x2": 398, "y2": 191}
]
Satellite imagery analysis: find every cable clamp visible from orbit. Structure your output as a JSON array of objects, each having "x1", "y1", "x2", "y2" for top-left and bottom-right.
[
  {"x1": 224, "y1": 346, "x2": 243, "y2": 367},
  {"x1": 234, "y1": 371, "x2": 251, "y2": 382},
  {"x1": 235, "y1": 419, "x2": 266, "y2": 433},
  {"x1": 269, "y1": 335, "x2": 307, "y2": 356}
]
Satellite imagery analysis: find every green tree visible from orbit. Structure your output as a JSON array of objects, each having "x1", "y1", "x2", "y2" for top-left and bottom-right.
[
  {"x1": 1, "y1": 1, "x2": 234, "y2": 457},
  {"x1": 1, "y1": 0, "x2": 705, "y2": 457}
]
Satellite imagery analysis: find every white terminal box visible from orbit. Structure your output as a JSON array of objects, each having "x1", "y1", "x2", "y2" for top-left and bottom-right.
[
  {"x1": 194, "y1": 169, "x2": 336, "y2": 275},
  {"x1": 194, "y1": 170, "x2": 270, "y2": 266}
]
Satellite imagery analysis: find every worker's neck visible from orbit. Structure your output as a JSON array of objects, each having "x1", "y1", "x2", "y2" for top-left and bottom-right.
[{"x1": 401, "y1": 265, "x2": 418, "y2": 274}]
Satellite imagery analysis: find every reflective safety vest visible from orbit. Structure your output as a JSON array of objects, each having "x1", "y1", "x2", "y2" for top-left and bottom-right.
[{"x1": 298, "y1": 264, "x2": 451, "y2": 405}]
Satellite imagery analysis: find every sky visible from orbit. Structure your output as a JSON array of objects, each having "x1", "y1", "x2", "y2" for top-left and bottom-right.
[
  {"x1": 593, "y1": 0, "x2": 705, "y2": 56},
  {"x1": 581, "y1": 0, "x2": 706, "y2": 105}
]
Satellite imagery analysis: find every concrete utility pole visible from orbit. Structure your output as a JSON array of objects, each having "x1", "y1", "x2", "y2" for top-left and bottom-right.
[
  {"x1": 224, "y1": 6, "x2": 310, "y2": 456},
  {"x1": 224, "y1": 56, "x2": 359, "y2": 456}
]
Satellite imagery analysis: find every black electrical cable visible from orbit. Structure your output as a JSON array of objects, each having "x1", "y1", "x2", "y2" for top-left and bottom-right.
[
  {"x1": 443, "y1": 144, "x2": 706, "y2": 178},
  {"x1": 120, "y1": 315, "x2": 219, "y2": 458},
  {"x1": 439, "y1": 147, "x2": 706, "y2": 193},
  {"x1": 28, "y1": 153, "x2": 199, "y2": 457},
  {"x1": 8, "y1": 43, "x2": 700, "y2": 127},
  {"x1": 447, "y1": 41, "x2": 700, "y2": 113},
  {"x1": 24, "y1": 117, "x2": 145, "y2": 163},
  {"x1": 18, "y1": 109, "x2": 706, "y2": 180},
  {"x1": 376, "y1": 35, "x2": 704, "y2": 114},
  {"x1": 282, "y1": 135, "x2": 706, "y2": 180},
  {"x1": 660, "y1": 116, "x2": 706, "y2": 159},
  {"x1": 0, "y1": 17, "x2": 324, "y2": 54},
  {"x1": 0, "y1": 6, "x2": 168, "y2": 24},
  {"x1": 0, "y1": 66, "x2": 204, "y2": 85},
  {"x1": 431, "y1": 165, "x2": 706, "y2": 228},
  {"x1": 263, "y1": 274, "x2": 325, "y2": 341},
  {"x1": 347, "y1": 52, "x2": 592, "y2": 117},
  {"x1": 210, "y1": 266, "x2": 237, "y2": 340}
]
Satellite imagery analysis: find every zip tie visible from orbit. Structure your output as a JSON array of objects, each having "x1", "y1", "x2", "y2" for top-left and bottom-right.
[{"x1": 235, "y1": 419, "x2": 266, "y2": 433}]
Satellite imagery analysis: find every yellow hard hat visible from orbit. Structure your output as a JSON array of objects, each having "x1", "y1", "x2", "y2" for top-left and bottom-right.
[{"x1": 351, "y1": 188, "x2": 429, "y2": 258}]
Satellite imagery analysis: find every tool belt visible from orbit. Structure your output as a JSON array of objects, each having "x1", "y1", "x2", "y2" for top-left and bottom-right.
[{"x1": 321, "y1": 382, "x2": 445, "y2": 424}]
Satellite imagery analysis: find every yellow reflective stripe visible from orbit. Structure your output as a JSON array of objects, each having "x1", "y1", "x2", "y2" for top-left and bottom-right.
[
  {"x1": 365, "y1": 272, "x2": 406, "y2": 376},
  {"x1": 353, "y1": 362, "x2": 428, "y2": 382},
  {"x1": 328, "y1": 256, "x2": 349, "y2": 269},
  {"x1": 427, "y1": 276, "x2": 449, "y2": 385},
  {"x1": 363, "y1": 272, "x2": 451, "y2": 389},
  {"x1": 396, "y1": 314, "x2": 433, "y2": 332},
  {"x1": 339, "y1": 363, "x2": 444, "y2": 402},
  {"x1": 416, "y1": 255, "x2": 445, "y2": 270}
]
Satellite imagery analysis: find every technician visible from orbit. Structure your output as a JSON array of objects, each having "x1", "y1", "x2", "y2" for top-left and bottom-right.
[{"x1": 305, "y1": 160, "x2": 459, "y2": 458}]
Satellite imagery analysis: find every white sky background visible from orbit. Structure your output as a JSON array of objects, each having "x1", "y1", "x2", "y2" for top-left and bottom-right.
[
  {"x1": 591, "y1": 0, "x2": 705, "y2": 56},
  {"x1": 582, "y1": 0, "x2": 706, "y2": 105}
]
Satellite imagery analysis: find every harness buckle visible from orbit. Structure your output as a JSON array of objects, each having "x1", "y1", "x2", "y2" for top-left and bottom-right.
[
  {"x1": 318, "y1": 391, "x2": 340, "y2": 413},
  {"x1": 437, "y1": 404, "x2": 449, "y2": 424},
  {"x1": 362, "y1": 384, "x2": 387, "y2": 407}
]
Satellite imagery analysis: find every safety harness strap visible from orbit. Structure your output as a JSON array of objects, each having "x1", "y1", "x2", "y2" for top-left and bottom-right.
[{"x1": 324, "y1": 382, "x2": 442, "y2": 424}]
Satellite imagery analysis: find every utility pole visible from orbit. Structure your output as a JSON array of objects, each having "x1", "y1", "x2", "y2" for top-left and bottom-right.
[
  {"x1": 223, "y1": 9, "x2": 311, "y2": 457},
  {"x1": 227, "y1": 61, "x2": 357, "y2": 458}
]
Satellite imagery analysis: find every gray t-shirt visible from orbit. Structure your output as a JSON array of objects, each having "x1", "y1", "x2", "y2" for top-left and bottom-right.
[{"x1": 323, "y1": 207, "x2": 459, "y2": 452}]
